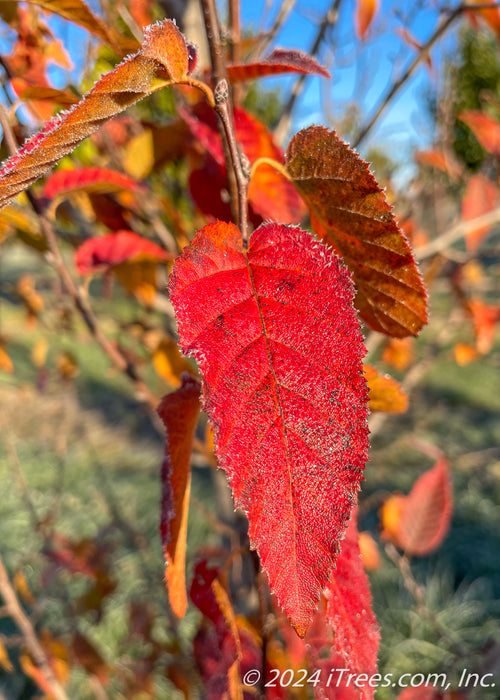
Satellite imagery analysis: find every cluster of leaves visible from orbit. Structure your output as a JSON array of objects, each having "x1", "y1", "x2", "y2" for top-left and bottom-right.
[{"x1": 0, "y1": 0, "x2": 498, "y2": 698}]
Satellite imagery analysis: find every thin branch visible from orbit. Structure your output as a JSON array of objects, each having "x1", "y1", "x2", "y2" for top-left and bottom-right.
[
  {"x1": 274, "y1": 0, "x2": 342, "y2": 145},
  {"x1": 0, "y1": 556, "x2": 70, "y2": 700},
  {"x1": 229, "y1": 0, "x2": 243, "y2": 105},
  {"x1": 353, "y1": 3, "x2": 470, "y2": 148},
  {"x1": 214, "y1": 80, "x2": 250, "y2": 241},
  {"x1": 415, "y1": 206, "x2": 500, "y2": 259}
]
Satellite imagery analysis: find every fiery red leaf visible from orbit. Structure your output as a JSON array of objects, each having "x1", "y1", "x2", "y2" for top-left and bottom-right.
[{"x1": 170, "y1": 221, "x2": 369, "y2": 635}]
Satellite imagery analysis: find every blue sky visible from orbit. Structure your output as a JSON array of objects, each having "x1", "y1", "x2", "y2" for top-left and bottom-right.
[{"x1": 1, "y1": 0, "x2": 468, "y2": 182}]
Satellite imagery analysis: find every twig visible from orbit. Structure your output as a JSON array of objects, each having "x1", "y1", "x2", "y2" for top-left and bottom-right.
[
  {"x1": 0, "y1": 556, "x2": 70, "y2": 700},
  {"x1": 274, "y1": 0, "x2": 342, "y2": 145},
  {"x1": 214, "y1": 81, "x2": 250, "y2": 242},
  {"x1": 415, "y1": 206, "x2": 500, "y2": 260},
  {"x1": 200, "y1": 0, "x2": 241, "y2": 224},
  {"x1": 353, "y1": 3, "x2": 470, "y2": 148},
  {"x1": 229, "y1": 0, "x2": 242, "y2": 105}
]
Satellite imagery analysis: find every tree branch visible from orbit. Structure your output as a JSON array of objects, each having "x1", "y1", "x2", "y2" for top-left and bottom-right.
[
  {"x1": 0, "y1": 556, "x2": 70, "y2": 700},
  {"x1": 353, "y1": 3, "x2": 471, "y2": 148}
]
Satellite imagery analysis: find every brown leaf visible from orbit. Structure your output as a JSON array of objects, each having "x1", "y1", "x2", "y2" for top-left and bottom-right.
[
  {"x1": 286, "y1": 126, "x2": 428, "y2": 337},
  {"x1": 157, "y1": 375, "x2": 201, "y2": 618},
  {"x1": 0, "y1": 19, "x2": 195, "y2": 210},
  {"x1": 364, "y1": 364, "x2": 408, "y2": 413}
]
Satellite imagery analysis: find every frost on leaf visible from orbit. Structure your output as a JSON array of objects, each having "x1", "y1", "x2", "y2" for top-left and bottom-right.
[
  {"x1": 0, "y1": 19, "x2": 194, "y2": 210},
  {"x1": 286, "y1": 126, "x2": 428, "y2": 337},
  {"x1": 170, "y1": 221, "x2": 369, "y2": 636}
]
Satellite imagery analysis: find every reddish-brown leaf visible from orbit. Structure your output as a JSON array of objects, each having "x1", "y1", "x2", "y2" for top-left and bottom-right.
[
  {"x1": 364, "y1": 364, "x2": 408, "y2": 413},
  {"x1": 44, "y1": 167, "x2": 142, "y2": 199},
  {"x1": 355, "y1": 0, "x2": 380, "y2": 39},
  {"x1": 157, "y1": 375, "x2": 201, "y2": 618},
  {"x1": 462, "y1": 173, "x2": 498, "y2": 251},
  {"x1": 170, "y1": 221, "x2": 369, "y2": 636},
  {"x1": 0, "y1": 19, "x2": 196, "y2": 210},
  {"x1": 71, "y1": 631, "x2": 108, "y2": 683},
  {"x1": 384, "y1": 458, "x2": 453, "y2": 556},
  {"x1": 306, "y1": 510, "x2": 380, "y2": 700},
  {"x1": 74, "y1": 231, "x2": 170, "y2": 275},
  {"x1": 286, "y1": 126, "x2": 428, "y2": 337},
  {"x1": 227, "y1": 48, "x2": 330, "y2": 82},
  {"x1": 458, "y1": 110, "x2": 500, "y2": 155}
]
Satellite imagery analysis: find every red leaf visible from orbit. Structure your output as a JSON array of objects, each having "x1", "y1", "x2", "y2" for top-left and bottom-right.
[
  {"x1": 170, "y1": 221, "x2": 369, "y2": 636},
  {"x1": 386, "y1": 457, "x2": 453, "y2": 557},
  {"x1": 181, "y1": 104, "x2": 307, "y2": 224},
  {"x1": 75, "y1": 231, "x2": 171, "y2": 275},
  {"x1": 0, "y1": 19, "x2": 194, "y2": 210},
  {"x1": 462, "y1": 173, "x2": 498, "y2": 251},
  {"x1": 286, "y1": 126, "x2": 428, "y2": 337},
  {"x1": 44, "y1": 167, "x2": 143, "y2": 199},
  {"x1": 157, "y1": 375, "x2": 201, "y2": 618},
  {"x1": 227, "y1": 48, "x2": 330, "y2": 82},
  {"x1": 458, "y1": 110, "x2": 500, "y2": 155},
  {"x1": 306, "y1": 510, "x2": 380, "y2": 700},
  {"x1": 355, "y1": 0, "x2": 380, "y2": 39}
]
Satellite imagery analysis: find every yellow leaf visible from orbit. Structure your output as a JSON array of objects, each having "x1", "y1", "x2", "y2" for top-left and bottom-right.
[
  {"x1": 123, "y1": 130, "x2": 154, "y2": 180},
  {"x1": 153, "y1": 337, "x2": 193, "y2": 387},
  {"x1": 454, "y1": 342, "x2": 478, "y2": 366},
  {"x1": 114, "y1": 261, "x2": 159, "y2": 306},
  {"x1": 380, "y1": 494, "x2": 405, "y2": 543},
  {"x1": 56, "y1": 351, "x2": 79, "y2": 380}
]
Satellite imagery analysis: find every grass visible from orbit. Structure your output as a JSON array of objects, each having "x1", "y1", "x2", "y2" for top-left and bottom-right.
[{"x1": 0, "y1": 244, "x2": 499, "y2": 698}]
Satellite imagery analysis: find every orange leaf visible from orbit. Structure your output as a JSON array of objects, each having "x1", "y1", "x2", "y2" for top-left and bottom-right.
[
  {"x1": 0, "y1": 639, "x2": 13, "y2": 672},
  {"x1": 458, "y1": 110, "x2": 500, "y2": 155},
  {"x1": 383, "y1": 458, "x2": 453, "y2": 556},
  {"x1": 462, "y1": 173, "x2": 498, "y2": 251},
  {"x1": 227, "y1": 48, "x2": 330, "y2": 82},
  {"x1": 355, "y1": 0, "x2": 380, "y2": 39},
  {"x1": 382, "y1": 337, "x2": 414, "y2": 371},
  {"x1": 0, "y1": 19, "x2": 196, "y2": 210},
  {"x1": 286, "y1": 126, "x2": 428, "y2": 337},
  {"x1": 364, "y1": 363, "x2": 408, "y2": 413},
  {"x1": 157, "y1": 375, "x2": 201, "y2": 618},
  {"x1": 453, "y1": 342, "x2": 478, "y2": 366},
  {"x1": 468, "y1": 299, "x2": 500, "y2": 354},
  {"x1": 358, "y1": 531, "x2": 381, "y2": 571},
  {"x1": 466, "y1": 0, "x2": 500, "y2": 36},
  {"x1": 415, "y1": 149, "x2": 448, "y2": 173},
  {"x1": 19, "y1": 0, "x2": 120, "y2": 50},
  {"x1": 0, "y1": 345, "x2": 14, "y2": 373},
  {"x1": 17, "y1": 85, "x2": 80, "y2": 106}
]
